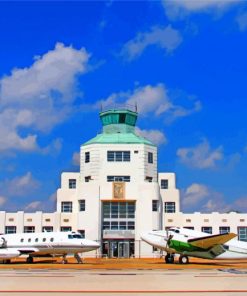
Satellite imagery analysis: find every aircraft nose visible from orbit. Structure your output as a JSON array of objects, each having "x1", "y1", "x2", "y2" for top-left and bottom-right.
[{"x1": 140, "y1": 232, "x2": 153, "y2": 244}]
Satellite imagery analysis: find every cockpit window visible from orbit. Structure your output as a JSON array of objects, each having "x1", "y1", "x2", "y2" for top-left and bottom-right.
[
  {"x1": 175, "y1": 229, "x2": 180, "y2": 233},
  {"x1": 68, "y1": 234, "x2": 83, "y2": 239}
]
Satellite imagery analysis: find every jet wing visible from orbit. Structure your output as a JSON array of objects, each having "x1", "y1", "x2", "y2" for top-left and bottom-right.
[
  {"x1": 17, "y1": 247, "x2": 39, "y2": 254},
  {"x1": 188, "y1": 233, "x2": 236, "y2": 249}
]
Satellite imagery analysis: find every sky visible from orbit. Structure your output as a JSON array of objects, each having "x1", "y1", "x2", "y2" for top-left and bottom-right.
[{"x1": 0, "y1": 0, "x2": 247, "y2": 214}]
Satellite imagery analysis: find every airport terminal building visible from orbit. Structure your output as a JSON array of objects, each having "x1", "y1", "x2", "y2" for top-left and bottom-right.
[{"x1": 0, "y1": 108, "x2": 247, "y2": 258}]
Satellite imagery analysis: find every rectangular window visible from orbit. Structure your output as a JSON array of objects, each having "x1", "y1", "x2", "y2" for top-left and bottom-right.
[
  {"x1": 148, "y1": 152, "x2": 153, "y2": 164},
  {"x1": 119, "y1": 221, "x2": 127, "y2": 230},
  {"x1": 78, "y1": 200, "x2": 85, "y2": 211},
  {"x1": 219, "y1": 226, "x2": 230, "y2": 234},
  {"x1": 201, "y1": 227, "x2": 212, "y2": 234},
  {"x1": 85, "y1": 152, "x2": 90, "y2": 163},
  {"x1": 78, "y1": 230, "x2": 85, "y2": 238},
  {"x1": 5, "y1": 226, "x2": 16, "y2": 234},
  {"x1": 145, "y1": 176, "x2": 153, "y2": 182},
  {"x1": 127, "y1": 221, "x2": 135, "y2": 230},
  {"x1": 42, "y1": 226, "x2": 53, "y2": 232},
  {"x1": 61, "y1": 201, "x2": 73, "y2": 213},
  {"x1": 60, "y1": 226, "x2": 72, "y2": 232},
  {"x1": 69, "y1": 179, "x2": 76, "y2": 189},
  {"x1": 164, "y1": 202, "x2": 175, "y2": 213},
  {"x1": 107, "y1": 176, "x2": 130, "y2": 182},
  {"x1": 152, "y1": 200, "x2": 159, "y2": 212},
  {"x1": 24, "y1": 226, "x2": 35, "y2": 233},
  {"x1": 107, "y1": 151, "x2": 130, "y2": 162},
  {"x1": 103, "y1": 221, "x2": 110, "y2": 230},
  {"x1": 161, "y1": 179, "x2": 168, "y2": 189},
  {"x1": 238, "y1": 227, "x2": 247, "y2": 242}
]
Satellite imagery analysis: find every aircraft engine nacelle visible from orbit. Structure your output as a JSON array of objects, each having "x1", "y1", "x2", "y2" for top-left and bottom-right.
[{"x1": 0, "y1": 249, "x2": 20, "y2": 259}]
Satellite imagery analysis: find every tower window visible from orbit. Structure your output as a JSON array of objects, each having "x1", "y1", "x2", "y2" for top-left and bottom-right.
[
  {"x1": 119, "y1": 113, "x2": 126, "y2": 123},
  {"x1": 148, "y1": 152, "x2": 153, "y2": 164},
  {"x1": 78, "y1": 200, "x2": 85, "y2": 211},
  {"x1": 5, "y1": 226, "x2": 16, "y2": 234},
  {"x1": 161, "y1": 179, "x2": 168, "y2": 189},
  {"x1": 107, "y1": 176, "x2": 130, "y2": 182},
  {"x1": 69, "y1": 179, "x2": 76, "y2": 189},
  {"x1": 107, "y1": 151, "x2": 130, "y2": 162},
  {"x1": 61, "y1": 201, "x2": 73, "y2": 213},
  {"x1": 201, "y1": 227, "x2": 212, "y2": 234},
  {"x1": 152, "y1": 200, "x2": 159, "y2": 212},
  {"x1": 164, "y1": 202, "x2": 175, "y2": 213},
  {"x1": 85, "y1": 152, "x2": 90, "y2": 163},
  {"x1": 219, "y1": 226, "x2": 230, "y2": 234}
]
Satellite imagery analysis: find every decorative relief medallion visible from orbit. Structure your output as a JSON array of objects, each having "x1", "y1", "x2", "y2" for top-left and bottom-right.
[{"x1": 112, "y1": 182, "x2": 125, "y2": 199}]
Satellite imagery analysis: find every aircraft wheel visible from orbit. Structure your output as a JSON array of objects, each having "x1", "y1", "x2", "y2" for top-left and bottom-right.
[
  {"x1": 179, "y1": 255, "x2": 189, "y2": 264},
  {"x1": 26, "y1": 256, "x2": 33, "y2": 264},
  {"x1": 165, "y1": 254, "x2": 174, "y2": 264}
]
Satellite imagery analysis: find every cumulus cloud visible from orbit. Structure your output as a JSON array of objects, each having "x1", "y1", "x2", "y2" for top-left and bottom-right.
[
  {"x1": 162, "y1": 0, "x2": 241, "y2": 19},
  {"x1": 121, "y1": 26, "x2": 182, "y2": 60},
  {"x1": 177, "y1": 139, "x2": 223, "y2": 169},
  {"x1": 72, "y1": 152, "x2": 80, "y2": 166},
  {"x1": 236, "y1": 12, "x2": 247, "y2": 31},
  {"x1": 99, "y1": 83, "x2": 201, "y2": 122},
  {"x1": 0, "y1": 196, "x2": 7, "y2": 207},
  {"x1": 0, "y1": 172, "x2": 40, "y2": 198},
  {"x1": 182, "y1": 183, "x2": 209, "y2": 208},
  {"x1": 0, "y1": 42, "x2": 90, "y2": 152},
  {"x1": 25, "y1": 201, "x2": 41, "y2": 211},
  {"x1": 135, "y1": 127, "x2": 167, "y2": 146}
]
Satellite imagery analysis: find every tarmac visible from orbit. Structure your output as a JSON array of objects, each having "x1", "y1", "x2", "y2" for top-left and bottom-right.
[{"x1": 0, "y1": 258, "x2": 247, "y2": 296}]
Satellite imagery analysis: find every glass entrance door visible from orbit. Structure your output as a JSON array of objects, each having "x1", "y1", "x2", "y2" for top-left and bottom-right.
[{"x1": 118, "y1": 241, "x2": 129, "y2": 258}]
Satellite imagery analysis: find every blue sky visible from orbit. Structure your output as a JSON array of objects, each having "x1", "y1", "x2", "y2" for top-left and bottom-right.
[{"x1": 0, "y1": 0, "x2": 247, "y2": 213}]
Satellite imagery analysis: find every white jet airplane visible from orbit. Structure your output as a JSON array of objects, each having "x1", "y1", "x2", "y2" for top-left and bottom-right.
[
  {"x1": 141, "y1": 227, "x2": 247, "y2": 264},
  {"x1": 0, "y1": 231, "x2": 100, "y2": 264}
]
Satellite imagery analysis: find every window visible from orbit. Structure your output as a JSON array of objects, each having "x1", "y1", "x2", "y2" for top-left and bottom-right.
[
  {"x1": 20, "y1": 238, "x2": 24, "y2": 243},
  {"x1": 152, "y1": 200, "x2": 159, "y2": 212},
  {"x1": 201, "y1": 227, "x2": 212, "y2": 234},
  {"x1": 42, "y1": 238, "x2": 46, "y2": 242},
  {"x1": 184, "y1": 227, "x2": 194, "y2": 230},
  {"x1": 61, "y1": 201, "x2": 72, "y2": 213},
  {"x1": 42, "y1": 226, "x2": 53, "y2": 232},
  {"x1": 85, "y1": 176, "x2": 91, "y2": 182},
  {"x1": 186, "y1": 219, "x2": 191, "y2": 223},
  {"x1": 107, "y1": 151, "x2": 130, "y2": 162},
  {"x1": 161, "y1": 179, "x2": 168, "y2": 189},
  {"x1": 148, "y1": 152, "x2": 153, "y2": 164},
  {"x1": 5, "y1": 226, "x2": 16, "y2": 234},
  {"x1": 164, "y1": 202, "x2": 175, "y2": 213},
  {"x1": 35, "y1": 238, "x2": 38, "y2": 242},
  {"x1": 77, "y1": 230, "x2": 85, "y2": 238},
  {"x1": 69, "y1": 179, "x2": 76, "y2": 189},
  {"x1": 45, "y1": 218, "x2": 51, "y2": 222},
  {"x1": 28, "y1": 238, "x2": 31, "y2": 242},
  {"x1": 60, "y1": 227, "x2": 72, "y2": 232},
  {"x1": 24, "y1": 226, "x2": 35, "y2": 233},
  {"x1": 50, "y1": 238, "x2": 54, "y2": 242},
  {"x1": 145, "y1": 176, "x2": 153, "y2": 182},
  {"x1": 219, "y1": 226, "x2": 230, "y2": 234},
  {"x1": 78, "y1": 200, "x2": 85, "y2": 211},
  {"x1": 107, "y1": 176, "x2": 130, "y2": 182},
  {"x1": 238, "y1": 227, "x2": 247, "y2": 242},
  {"x1": 85, "y1": 152, "x2": 90, "y2": 163},
  {"x1": 102, "y1": 202, "x2": 135, "y2": 231}
]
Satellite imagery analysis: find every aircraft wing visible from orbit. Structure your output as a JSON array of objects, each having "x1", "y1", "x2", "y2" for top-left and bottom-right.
[
  {"x1": 188, "y1": 233, "x2": 236, "y2": 249},
  {"x1": 17, "y1": 247, "x2": 39, "y2": 254}
]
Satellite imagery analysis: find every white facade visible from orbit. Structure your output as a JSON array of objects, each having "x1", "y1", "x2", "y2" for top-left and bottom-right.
[{"x1": 1, "y1": 108, "x2": 247, "y2": 258}]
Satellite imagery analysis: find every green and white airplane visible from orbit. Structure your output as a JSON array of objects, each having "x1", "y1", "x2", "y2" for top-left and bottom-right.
[{"x1": 141, "y1": 227, "x2": 247, "y2": 264}]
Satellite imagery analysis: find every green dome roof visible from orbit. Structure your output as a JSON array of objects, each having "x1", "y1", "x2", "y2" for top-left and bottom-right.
[{"x1": 83, "y1": 132, "x2": 154, "y2": 146}]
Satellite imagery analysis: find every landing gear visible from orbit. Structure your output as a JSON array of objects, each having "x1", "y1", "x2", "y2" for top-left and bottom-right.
[
  {"x1": 26, "y1": 256, "x2": 33, "y2": 264},
  {"x1": 179, "y1": 255, "x2": 189, "y2": 264},
  {"x1": 74, "y1": 253, "x2": 83, "y2": 264},
  {"x1": 61, "y1": 254, "x2": 68, "y2": 264},
  {"x1": 165, "y1": 254, "x2": 174, "y2": 264}
]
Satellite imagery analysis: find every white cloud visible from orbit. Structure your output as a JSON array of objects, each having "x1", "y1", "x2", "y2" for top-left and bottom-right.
[
  {"x1": 99, "y1": 83, "x2": 201, "y2": 122},
  {"x1": 0, "y1": 172, "x2": 40, "y2": 198},
  {"x1": 121, "y1": 26, "x2": 182, "y2": 60},
  {"x1": 72, "y1": 152, "x2": 80, "y2": 166},
  {"x1": 182, "y1": 183, "x2": 209, "y2": 207},
  {"x1": 0, "y1": 43, "x2": 90, "y2": 152},
  {"x1": 177, "y1": 139, "x2": 223, "y2": 169},
  {"x1": 236, "y1": 12, "x2": 247, "y2": 31},
  {"x1": 0, "y1": 196, "x2": 7, "y2": 207},
  {"x1": 163, "y1": 0, "x2": 241, "y2": 19},
  {"x1": 135, "y1": 127, "x2": 167, "y2": 146},
  {"x1": 24, "y1": 201, "x2": 41, "y2": 211}
]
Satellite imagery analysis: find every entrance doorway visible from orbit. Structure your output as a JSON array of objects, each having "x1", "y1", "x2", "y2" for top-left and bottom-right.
[{"x1": 102, "y1": 240, "x2": 134, "y2": 258}]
